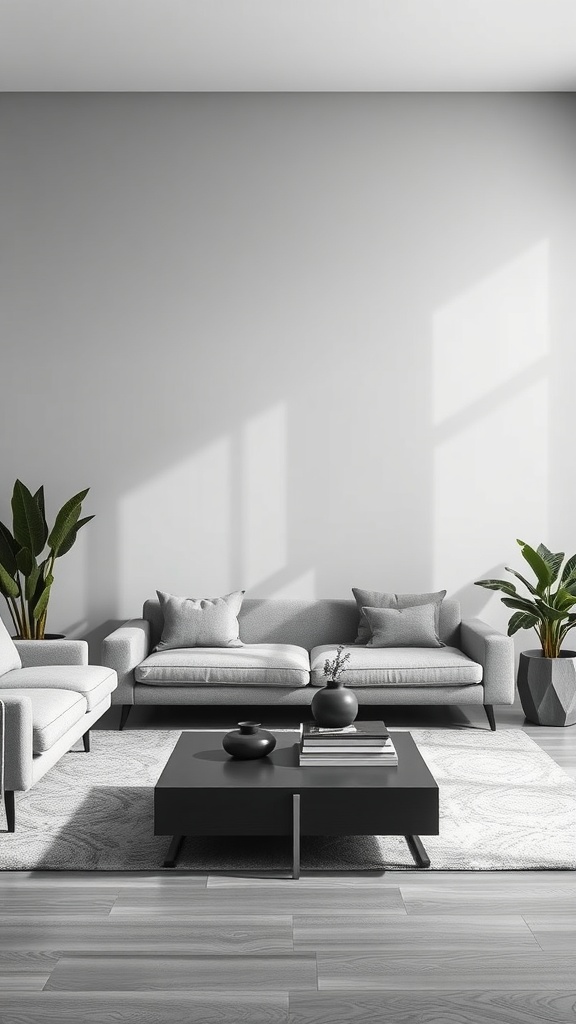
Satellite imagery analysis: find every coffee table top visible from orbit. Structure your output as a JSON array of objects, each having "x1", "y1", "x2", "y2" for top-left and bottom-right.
[{"x1": 155, "y1": 730, "x2": 437, "y2": 794}]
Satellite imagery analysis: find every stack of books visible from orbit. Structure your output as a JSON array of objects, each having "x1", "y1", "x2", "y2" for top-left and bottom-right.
[{"x1": 299, "y1": 720, "x2": 397, "y2": 767}]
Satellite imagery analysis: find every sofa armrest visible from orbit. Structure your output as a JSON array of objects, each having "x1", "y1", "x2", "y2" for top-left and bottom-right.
[
  {"x1": 101, "y1": 619, "x2": 150, "y2": 705},
  {"x1": 0, "y1": 694, "x2": 33, "y2": 791},
  {"x1": 460, "y1": 618, "x2": 515, "y2": 705},
  {"x1": 14, "y1": 639, "x2": 88, "y2": 668}
]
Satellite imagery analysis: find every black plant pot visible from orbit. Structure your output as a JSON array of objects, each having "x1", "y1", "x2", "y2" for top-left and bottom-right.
[
  {"x1": 13, "y1": 633, "x2": 66, "y2": 641},
  {"x1": 517, "y1": 649, "x2": 576, "y2": 727},
  {"x1": 311, "y1": 679, "x2": 358, "y2": 728},
  {"x1": 222, "y1": 722, "x2": 277, "y2": 759}
]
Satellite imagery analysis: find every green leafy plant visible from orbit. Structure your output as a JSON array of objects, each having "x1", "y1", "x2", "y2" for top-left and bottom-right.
[
  {"x1": 475, "y1": 540, "x2": 576, "y2": 659},
  {"x1": 0, "y1": 481, "x2": 94, "y2": 639},
  {"x1": 324, "y1": 644, "x2": 351, "y2": 683}
]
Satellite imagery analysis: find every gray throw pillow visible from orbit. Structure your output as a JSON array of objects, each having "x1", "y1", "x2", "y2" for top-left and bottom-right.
[
  {"x1": 0, "y1": 616, "x2": 21, "y2": 675},
  {"x1": 352, "y1": 588, "x2": 446, "y2": 645},
  {"x1": 363, "y1": 604, "x2": 444, "y2": 649},
  {"x1": 154, "y1": 590, "x2": 245, "y2": 651}
]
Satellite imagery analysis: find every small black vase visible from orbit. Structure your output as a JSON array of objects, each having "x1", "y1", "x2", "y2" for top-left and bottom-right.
[
  {"x1": 311, "y1": 679, "x2": 358, "y2": 728},
  {"x1": 222, "y1": 722, "x2": 277, "y2": 760}
]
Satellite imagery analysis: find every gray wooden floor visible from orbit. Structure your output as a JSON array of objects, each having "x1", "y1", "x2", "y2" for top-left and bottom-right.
[{"x1": 1, "y1": 700, "x2": 575, "y2": 1023}]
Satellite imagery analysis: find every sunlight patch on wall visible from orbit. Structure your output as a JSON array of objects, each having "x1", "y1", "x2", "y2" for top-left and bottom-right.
[
  {"x1": 268, "y1": 569, "x2": 316, "y2": 599},
  {"x1": 433, "y1": 380, "x2": 548, "y2": 596},
  {"x1": 433, "y1": 241, "x2": 549, "y2": 425},
  {"x1": 433, "y1": 241, "x2": 549, "y2": 600},
  {"x1": 119, "y1": 436, "x2": 230, "y2": 614},
  {"x1": 242, "y1": 402, "x2": 287, "y2": 590}
]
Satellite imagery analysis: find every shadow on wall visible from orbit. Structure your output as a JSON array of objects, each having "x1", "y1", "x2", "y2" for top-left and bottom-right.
[{"x1": 1, "y1": 95, "x2": 572, "y2": 637}]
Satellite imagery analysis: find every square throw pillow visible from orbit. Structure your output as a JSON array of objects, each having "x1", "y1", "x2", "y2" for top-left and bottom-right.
[
  {"x1": 352, "y1": 588, "x2": 446, "y2": 645},
  {"x1": 363, "y1": 603, "x2": 444, "y2": 648},
  {"x1": 0, "y1": 615, "x2": 22, "y2": 676},
  {"x1": 154, "y1": 590, "x2": 245, "y2": 652}
]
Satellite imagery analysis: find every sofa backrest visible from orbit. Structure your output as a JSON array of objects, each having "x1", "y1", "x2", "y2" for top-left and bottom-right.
[{"x1": 142, "y1": 596, "x2": 461, "y2": 652}]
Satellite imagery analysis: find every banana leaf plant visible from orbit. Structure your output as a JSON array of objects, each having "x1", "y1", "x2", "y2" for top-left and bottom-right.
[
  {"x1": 475, "y1": 540, "x2": 576, "y2": 659},
  {"x1": 0, "y1": 481, "x2": 93, "y2": 639}
]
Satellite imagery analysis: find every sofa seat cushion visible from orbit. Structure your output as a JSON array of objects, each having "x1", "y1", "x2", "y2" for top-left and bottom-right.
[
  {"x1": 135, "y1": 644, "x2": 311, "y2": 688},
  {"x1": 0, "y1": 687, "x2": 87, "y2": 753},
  {"x1": 0, "y1": 665, "x2": 117, "y2": 712},
  {"x1": 310, "y1": 645, "x2": 483, "y2": 688}
]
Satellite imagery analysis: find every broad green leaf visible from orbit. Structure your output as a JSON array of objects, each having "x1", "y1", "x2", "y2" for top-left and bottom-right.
[
  {"x1": 47, "y1": 488, "x2": 89, "y2": 555},
  {"x1": 11, "y1": 480, "x2": 46, "y2": 557},
  {"x1": 32, "y1": 574, "x2": 54, "y2": 620},
  {"x1": 33, "y1": 485, "x2": 49, "y2": 548},
  {"x1": 0, "y1": 562, "x2": 20, "y2": 599},
  {"x1": 16, "y1": 546, "x2": 35, "y2": 576},
  {"x1": 516, "y1": 539, "x2": 552, "y2": 592},
  {"x1": 537, "y1": 544, "x2": 564, "y2": 585},
  {"x1": 533, "y1": 598, "x2": 568, "y2": 621},
  {"x1": 507, "y1": 610, "x2": 538, "y2": 636},
  {"x1": 561, "y1": 554, "x2": 576, "y2": 586},
  {"x1": 0, "y1": 521, "x2": 18, "y2": 577},
  {"x1": 560, "y1": 616, "x2": 576, "y2": 641},
  {"x1": 563, "y1": 581, "x2": 576, "y2": 597},
  {"x1": 474, "y1": 579, "x2": 517, "y2": 596},
  {"x1": 553, "y1": 587, "x2": 576, "y2": 611},
  {"x1": 505, "y1": 567, "x2": 539, "y2": 596},
  {"x1": 501, "y1": 596, "x2": 544, "y2": 618},
  {"x1": 24, "y1": 562, "x2": 42, "y2": 602},
  {"x1": 55, "y1": 515, "x2": 95, "y2": 558}
]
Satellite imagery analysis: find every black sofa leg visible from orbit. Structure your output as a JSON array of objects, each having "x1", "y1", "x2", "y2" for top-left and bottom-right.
[
  {"x1": 119, "y1": 705, "x2": 132, "y2": 731},
  {"x1": 484, "y1": 705, "x2": 496, "y2": 731},
  {"x1": 83, "y1": 730, "x2": 91, "y2": 753},
  {"x1": 4, "y1": 791, "x2": 15, "y2": 832}
]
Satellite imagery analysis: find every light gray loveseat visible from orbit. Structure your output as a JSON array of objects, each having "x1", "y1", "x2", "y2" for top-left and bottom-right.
[
  {"x1": 0, "y1": 624, "x2": 117, "y2": 832},
  {"x1": 101, "y1": 597, "x2": 514, "y2": 732}
]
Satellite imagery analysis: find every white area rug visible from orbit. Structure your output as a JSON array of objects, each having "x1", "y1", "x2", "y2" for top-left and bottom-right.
[{"x1": 1, "y1": 729, "x2": 575, "y2": 871}]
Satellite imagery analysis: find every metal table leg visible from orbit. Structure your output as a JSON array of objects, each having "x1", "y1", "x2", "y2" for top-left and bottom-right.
[
  {"x1": 405, "y1": 834, "x2": 430, "y2": 869},
  {"x1": 164, "y1": 834, "x2": 184, "y2": 868},
  {"x1": 293, "y1": 793, "x2": 300, "y2": 879}
]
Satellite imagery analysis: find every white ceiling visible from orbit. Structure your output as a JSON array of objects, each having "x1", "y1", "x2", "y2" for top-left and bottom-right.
[{"x1": 1, "y1": 0, "x2": 575, "y2": 92}]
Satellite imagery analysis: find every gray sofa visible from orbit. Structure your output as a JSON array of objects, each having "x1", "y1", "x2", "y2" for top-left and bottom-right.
[
  {"x1": 0, "y1": 631, "x2": 117, "y2": 831},
  {"x1": 101, "y1": 597, "x2": 514, "y2": 731}
]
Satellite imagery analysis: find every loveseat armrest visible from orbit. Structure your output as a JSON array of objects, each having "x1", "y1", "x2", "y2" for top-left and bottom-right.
[
  {"x1": 14, "y1": 639, "x2": 88, "y2": 668},
  {"x1": 101, "y1": 619, "x2": 151, "y2": 705},
  {"x1": 0, "y1": 694, "x2": 33, "y2": 791},
  {"x1": 460, "y1": 618, "x2": 515, "y2": 705}
]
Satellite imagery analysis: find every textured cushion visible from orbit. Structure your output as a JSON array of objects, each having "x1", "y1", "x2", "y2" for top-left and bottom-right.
[
  {"x1": 352, "y1": 588, "x2": 447, "y2": 645},
  {"x1": 0, "y1": 687, "x2": 87, "y2": 753},
  {"x1": 136, "y1": 643, "x2": 310, "y2": 687},
  {"x1": 364, "y1": 604, "x2": 443, "y2": 649},
  {"x1": 0, "y1": 616, "x2": 21, "y2": 676},
  {"x1": 310, "y1": 645, "x2": 482, "y2": 688},
  {"x1": 155, "y1": 590, "x2": 244, "y2": 651},
  {"x1": 0, "y1": 665, "x2": 117, "y2": 712}
]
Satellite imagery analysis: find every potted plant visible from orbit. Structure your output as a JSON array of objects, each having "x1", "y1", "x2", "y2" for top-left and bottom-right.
[
  {"x1": 311, "y1": 644, "x2": 358, "y2": 728},
  {"x1": 476, "y1": 540, "x2": 576, "y2": 726},
  {"x1": 0, "y1": 480, "x2": 93, "y2": 640}
]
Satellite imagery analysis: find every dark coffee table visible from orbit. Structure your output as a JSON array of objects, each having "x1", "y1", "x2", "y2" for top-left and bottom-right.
[{"x1": 154, "y1": 730, "x2": 439, "y2": 876}]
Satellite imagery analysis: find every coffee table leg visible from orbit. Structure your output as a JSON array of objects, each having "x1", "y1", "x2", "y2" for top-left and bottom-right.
[
  {"x1": 293, "y1": 793, "x2": 300, "y2": 880},
  {"x1": 164, "y1": 834, "x2": 184, "y2": 868},
  {"x1": 405, "y1": 834, "x2": 430, "y2": 869}
]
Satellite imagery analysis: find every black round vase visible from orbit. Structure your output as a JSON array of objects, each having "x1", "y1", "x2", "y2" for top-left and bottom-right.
[
  {"x1": 311, "y1": 680, "x2": 358, "y2": 728},
  {"x1": 222, "y1": 722, "x2": 277, "y2": 760}
]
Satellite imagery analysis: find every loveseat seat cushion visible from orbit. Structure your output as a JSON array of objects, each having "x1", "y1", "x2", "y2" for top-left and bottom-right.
[
  {"x1": 0, "y1": 665, "x2": 117, "y2": 712},
  {"x1": 0, "y1": 687, "x2": 88, "y2": 753},
  {"x1": 310, "y1": 645, "x2": 483, "y2": 688},
  {"x1": 135, "y1": 643, "x2": 310, "y2": 688}
]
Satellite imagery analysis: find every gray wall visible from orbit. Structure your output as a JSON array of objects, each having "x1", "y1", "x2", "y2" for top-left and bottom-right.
[{"x1": 1, "y1": 94, "x2": 575, "y2": 642}]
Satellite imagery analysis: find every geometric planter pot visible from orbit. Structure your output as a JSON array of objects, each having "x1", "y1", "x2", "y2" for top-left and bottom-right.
[{"x1": 517, "y1": 650, "x2": 576, "y2": 727}]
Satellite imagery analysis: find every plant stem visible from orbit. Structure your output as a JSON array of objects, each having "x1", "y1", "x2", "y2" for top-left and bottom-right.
[{"x1": 6, "y1": 598, "x2": 20, "y2": 637}]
